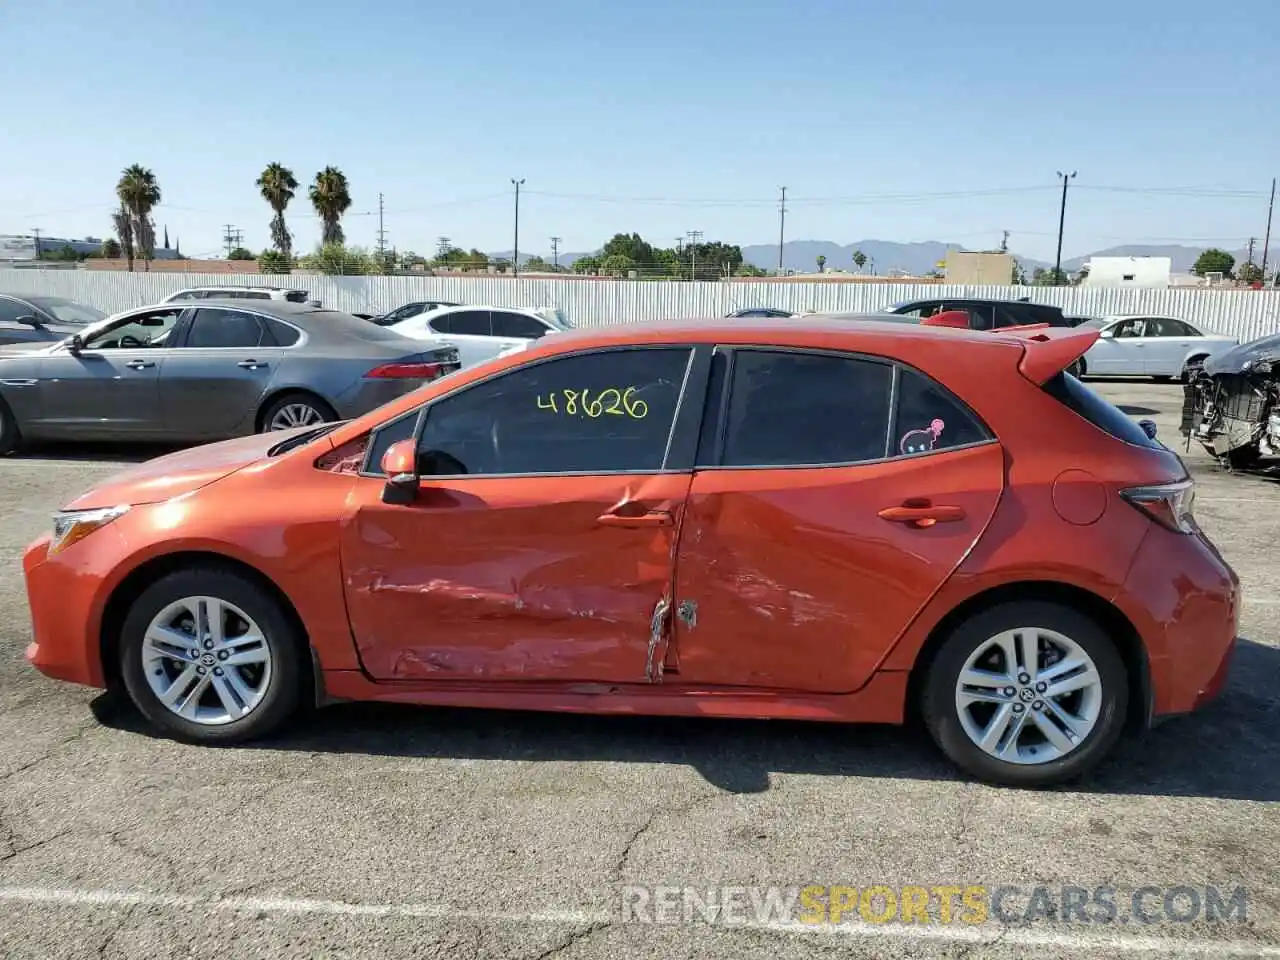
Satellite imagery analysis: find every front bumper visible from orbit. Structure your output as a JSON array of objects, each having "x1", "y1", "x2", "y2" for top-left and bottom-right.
[{"x1": 23, "y1": 533, "x2": 108, "y2": 688}]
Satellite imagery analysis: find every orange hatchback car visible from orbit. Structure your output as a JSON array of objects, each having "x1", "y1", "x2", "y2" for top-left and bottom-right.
[{"x1": 23, "y1": 316, "x2": 1238, "y2": 787}]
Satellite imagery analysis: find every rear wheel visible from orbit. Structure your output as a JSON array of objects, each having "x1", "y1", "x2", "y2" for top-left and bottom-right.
[
  {"x1": 921, "y1": 600, "x2": 1128, "y2": 787},
  {"x1": 119, "y1": 567, "x2": 306, "y2": 744},
  {"x1": 259, "y1": 391, "x2": 338, "y2": 433}
]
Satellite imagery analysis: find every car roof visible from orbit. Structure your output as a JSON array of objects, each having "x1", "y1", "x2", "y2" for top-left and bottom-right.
[
  {"x1": 530, "y1": 314, "x2": 1036, "y2": 351},
  {"x1": 171, "y1": 285, "x2": 303, "y2": 293}
]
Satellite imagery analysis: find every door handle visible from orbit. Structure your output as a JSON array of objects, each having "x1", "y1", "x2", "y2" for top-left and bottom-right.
[
  {"x1": 237, "y1": 359, "x2": 267, "y2": 369},
  {"x1": 878, "y1": 502, "x2": 966, "y2": 528},
  {"x1": 125, "y1": 359, "x2": 155, "y2": 370},
  {"x1": 597, "y1": 507, "x2": 673, "y2": 528}
]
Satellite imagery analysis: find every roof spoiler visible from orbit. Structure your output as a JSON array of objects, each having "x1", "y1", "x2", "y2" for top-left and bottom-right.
[{"x1": 1000, "y1": 325, "x2": 1100, "y2": 384}]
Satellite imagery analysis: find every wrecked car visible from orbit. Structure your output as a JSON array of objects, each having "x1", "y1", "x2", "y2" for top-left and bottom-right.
[{"x1": 1181, "y1": 332, "x2": 1280, "y2": 467}]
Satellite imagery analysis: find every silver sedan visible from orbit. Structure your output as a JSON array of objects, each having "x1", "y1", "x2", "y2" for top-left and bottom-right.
[{"x1": 0, "y1": 299, "x2": 460, "y2": 453}]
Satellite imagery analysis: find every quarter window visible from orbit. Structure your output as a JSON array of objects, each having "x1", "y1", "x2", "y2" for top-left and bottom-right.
[
  {"x1": 410, "y1": 348, "x2": 692, "y2": 476},
  {"x1": 893, "y1": 367, "x2": 991, "y2": 455},
  {"x1": 184, "y1": 308, "x2": 267, "y2": 348},
  {"x1": 265, "y1": 317, "x2": 301, "y2": 346},
  {"x1": 720, "y1": 350, "x2": 893, "y2": 466},
  {"x1": 0, "y1": 297, "x2": 28, "y2": 323}
]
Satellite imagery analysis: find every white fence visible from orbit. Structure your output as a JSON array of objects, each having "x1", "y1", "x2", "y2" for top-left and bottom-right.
[{"x1": 5, "y1": 269, "x2": 1280, "y2": 343}]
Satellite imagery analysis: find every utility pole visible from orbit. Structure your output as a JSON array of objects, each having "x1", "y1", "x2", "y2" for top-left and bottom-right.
[
  {"x1": 687, "y1": 230, "x2": 704, "y2": 282},
  {"x1": 550, "y1": 236, "x2": 561, "y2": 269},
  {"x1": 1247, "y1": 237, "x2": 1257, "y2": 265},
  {"x1": 1000, "y1": 230, "x2": 1010, "y2": 253},
  {"x1": 1054, "y1": 171, "x2": 1076, "y2": 284},
  {"x1": 511, "y1": 178, "x2": 525, "y2": 277},
  {"x1": 436, "y1": 236, "x2": 451, "y2": 261},
  {"x1": 222, "y1": 224, "x2": 239, "y2": 259},
  {"x1": 31, "y1": 228, "x2": 41, "y2": 258},
  {"x1": 777, "y1": 186, "x2": 787, "y2": 274},
  {"x1": 375, "y1": 192, "x2": 388, "y2": 264},
  {"x1": 1262, "y1": 177, "x2": 1276, "y2": 282}
]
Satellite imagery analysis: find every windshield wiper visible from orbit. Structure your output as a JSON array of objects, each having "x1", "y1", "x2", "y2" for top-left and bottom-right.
[{"x1": 267, "y1": 422, "x2": 345, "y2": 457}]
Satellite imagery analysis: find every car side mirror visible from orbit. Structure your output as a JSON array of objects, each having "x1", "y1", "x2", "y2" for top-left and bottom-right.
[
  {"x1": 380, "y1": 439, "x2": 418, "y2": 504},
  {"x1": 1099, "y1": 329, "x2": 1114, "y2": 339},
  {"x1": 15, "y1": 314, "x2": 44, "y2": 328},
  {"x1": 67, "y1": 334, "x2": 85, "y2": 354}
]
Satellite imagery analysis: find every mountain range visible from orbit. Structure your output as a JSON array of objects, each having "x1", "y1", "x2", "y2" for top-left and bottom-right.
[{"x1": 490, "y1": 241, "x2": 1261, "y2": 277}]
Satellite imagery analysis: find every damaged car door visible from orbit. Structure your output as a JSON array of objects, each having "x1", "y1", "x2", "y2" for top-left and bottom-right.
[{"x1": 339, "y1": 345, "x2": 705, "y2": 683}]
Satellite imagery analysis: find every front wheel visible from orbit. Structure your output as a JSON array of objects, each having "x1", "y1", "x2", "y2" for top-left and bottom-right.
[
  {"x1": 119, "y1": 567, "x2": 307, "y2": 744},
  {"x1": 921, "y1": 601, "x2": 1128, "y2": 787}
]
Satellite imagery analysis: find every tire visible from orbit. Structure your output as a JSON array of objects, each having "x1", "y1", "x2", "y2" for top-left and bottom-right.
[
  {"x1": 1226, "y1": 445, "x2": 1261, "y2": 470},
  {"x1": 119, "y1": 566, "x2": 307, "y2": 744},
  {"x1": 921, "y1": 600, "x2": 1128, "y2": 788},
  {"x1": 0, "y1": 396, "x2": 19, "y2": 456},
  {"x1": 1153, "y1": 375, "x2": 1174, "y2": 383},
  {"x1": 258, "y1": 391, "x2": 338, "y2": 433}
]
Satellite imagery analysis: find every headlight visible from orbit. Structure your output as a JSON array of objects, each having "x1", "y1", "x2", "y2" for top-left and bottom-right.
[{"x1": 50, "y1": 505, "x2": 130, "y2": 555}]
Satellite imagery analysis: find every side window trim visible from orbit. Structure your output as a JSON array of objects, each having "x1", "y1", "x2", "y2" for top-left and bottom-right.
[
  {"x1": 359, "y1": 344, "x2": 708, "y2": 478},
  {"x1": 695, "y1": 345, "x2": 996, "y2": 471}
]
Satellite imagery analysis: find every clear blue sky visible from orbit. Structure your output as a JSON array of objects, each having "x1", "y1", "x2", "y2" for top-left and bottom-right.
[{"x1": 1, "y1": 0, "x2": 1276, "y2": 262}]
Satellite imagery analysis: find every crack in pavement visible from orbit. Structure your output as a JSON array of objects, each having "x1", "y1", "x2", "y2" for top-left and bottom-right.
[
  {"x1": 95, "y1": 902, "x2": 138, "y2": 960},
  {"x1": 0, "y1": 719, "x2": 97, "y2": 784},
  {"x1": 615, "y1": 790, "x2": 723, "y2": 881},
  {"x1": 527, "y1": 919, "x2": 613, "y2": 960}
]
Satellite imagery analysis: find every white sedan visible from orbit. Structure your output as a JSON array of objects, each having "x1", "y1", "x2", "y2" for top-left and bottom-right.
[
  {"x1": 1074, "y1": 315, "x2": 1238, "y2": 380},
  {"x1": 386, "y1": 304, "x2": 573, "y2": 368}
]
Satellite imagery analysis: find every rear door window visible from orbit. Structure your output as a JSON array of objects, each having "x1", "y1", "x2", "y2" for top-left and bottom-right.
[
  {"x1": 718, "y1": 350, "x2": 893, "y2": 466},
  {"x1": 432, "y1": 310, "x2": 491, "y2": 336},
  {"x1": 491, "y1": 311, "x2": 550, "y2": 339}
]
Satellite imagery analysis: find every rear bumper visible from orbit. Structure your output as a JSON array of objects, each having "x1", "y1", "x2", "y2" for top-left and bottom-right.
[{"x1": 1117, "y1": 524, "x2": 1240, "y2": 718}]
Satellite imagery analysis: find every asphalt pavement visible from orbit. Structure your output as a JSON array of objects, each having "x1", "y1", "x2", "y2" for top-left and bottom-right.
[{"x1": 0, "y1": 381, "x2": 1277, "y2": 960}]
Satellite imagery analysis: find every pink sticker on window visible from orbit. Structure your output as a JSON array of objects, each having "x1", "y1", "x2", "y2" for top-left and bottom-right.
[{"x1": 900, "y1": 418, "x2": 945, "y2": 455}]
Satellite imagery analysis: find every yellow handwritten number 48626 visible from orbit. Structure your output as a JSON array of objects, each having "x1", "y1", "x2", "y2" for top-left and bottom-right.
[{"x1": 535, "y1": 387, "x2": 648, "y2": 419}]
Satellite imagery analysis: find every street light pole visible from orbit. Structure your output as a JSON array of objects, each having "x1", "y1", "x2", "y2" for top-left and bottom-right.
[
  {"x1": 1054, "y1": 170, "x2": 1076, "y2": 284},
  {"x1": 511, "y1": 178, "x2": 525, "y2": 277}
]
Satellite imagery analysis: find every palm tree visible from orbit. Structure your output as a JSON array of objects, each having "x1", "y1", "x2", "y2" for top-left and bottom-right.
[
  {"x1": 816, "y1": 254, "x2": 827, "y2": 273},
  {"x1": 308, "y1": 166, "x2": 352, "y2": 246},
  {"x1": 257, "y1": 162, "x2": 299, "y2": 257},
  {"x1": 116, "y1": 165, "x2": 161, "y2": 272},
  {"x1": 111, "y1": 205, "x2": 134, "y2": 271},
  {"x1": 852, "y1": 250, "x2": 868, "y2": 272}
]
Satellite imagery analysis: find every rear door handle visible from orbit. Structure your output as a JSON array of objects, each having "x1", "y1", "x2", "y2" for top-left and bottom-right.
[
  {"x1": 878, "y1": 502, "x2": 966, "y2": 528},
  {"x1": 237, "y1": 359, "x2": 267, "y2": 369},
  {"x1": 125, "y1": 359, "x2": 155, "y2": 370},
  {"x1": 597, "y1": 507, "x2": 673, "y2": 528}
]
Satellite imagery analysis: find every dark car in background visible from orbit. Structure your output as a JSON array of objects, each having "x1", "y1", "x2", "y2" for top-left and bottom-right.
[
  {"x1": 884, "y1": 297, "x2": 1075, "y2": 331},
  {"x1": 0, "y1": 294, "x2": 107, "y2": 347},
  {"x1": 368, "y1": 300, "x2": 462, "y2": 326},
  {"x1": 726, "y1": 307, "x2": 796, "y2": 318},
  {"x1": 1182, "y1": 332, "x2": 1280, "y2": 468},
  {"x1": 0, "y1": 300, "x2": 460, "y2": 454}
]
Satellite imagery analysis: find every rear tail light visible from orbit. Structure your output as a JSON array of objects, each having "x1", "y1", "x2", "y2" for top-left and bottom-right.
[
  {"x1": 364, "y1": 362, "x2": 444, "y2": 379},
  {"x1": 1120, "y1": 478, "x2": 1197, "y2": 533}
]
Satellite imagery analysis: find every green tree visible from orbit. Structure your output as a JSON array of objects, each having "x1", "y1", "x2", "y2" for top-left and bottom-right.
[
  {"x1": 852, "y1": 250, "x2": 868, "y2": 271},
  {"x1": 1238, "y1": 262, "x2": 1264, "y2": 283},
  {"x1": 1192, "y1": 248, "x2": 1235, "y2": 278},
  {"x1": 100, "y1": 238, "x2": 121, "y2": 259},
  {"x1": 1011, "y1": 258, "x2": 1027, "y2": 285},
  {"x1": 228, "y1": 246, "x2": 255, "y2": 261},
  {"x1": 111, "y1": 206, "x2": 134, "y2": 271},
  {"x1": 735, "y1": 262, "x2": 768, "y2": 277},
  {"x1": 816, "y1": 254, "x2": 826, "y2": 272},
  {"x1": 116, "y1": 164, "x2": 161, "y2": 272},
  {"x1": 257, "y1": 162, "x2": 299, "y2": 257},
  {"x1": 572, "y1": 255, "x2": 602, "y2": 275},
  {"x1": 601, "y1": 233, "x2": 657, "y2": 267},
  {"x1": 258, "y1": 249, "x2": 293, "y2": 273},
  {"x1": 308, "y1": 166, "x2": 352, "y2": 246},
  {"x1": 1032, "y1": 267, "x2": 1067, "y2": 286},
  {"x1": 601, "y1": 253, "x2": 635, "y2": 277},
  {"x1": 300, "y1": 242, "x2": 371, "y2": 275}
]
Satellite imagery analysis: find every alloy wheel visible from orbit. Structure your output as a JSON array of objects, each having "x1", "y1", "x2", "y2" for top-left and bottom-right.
[
  {"x1": 953, "y1": 627, "x2": 1103, "y2": 765},
  {"x1": 141, "y1": 596, "x2": 273, "y2": 725},
  {"x1": 269, "y1": 402, "x2": 324, "y2": 431}
]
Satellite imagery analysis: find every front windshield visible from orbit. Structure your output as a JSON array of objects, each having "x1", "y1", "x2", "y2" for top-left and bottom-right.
[
  {"x1": 537, "y1": 307, "x2": 574, "y2": 330},
  {"x1": 1079, "y1": 318, "x2": 1107, "y2": 329},
  {"x1": 26, "y1": 297, "x2": 105, "y2": 325}
]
